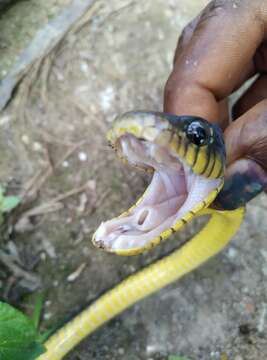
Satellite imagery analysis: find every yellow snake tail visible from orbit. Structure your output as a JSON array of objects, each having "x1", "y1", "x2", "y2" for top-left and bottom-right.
[{"x1": 38, "y1": 207, "x2": 245, "y2": 360}]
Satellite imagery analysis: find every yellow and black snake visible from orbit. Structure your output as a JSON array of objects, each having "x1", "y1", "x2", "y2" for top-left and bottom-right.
[{"x1": 38, "y1": 111, "x2": 245, "y2": 360}]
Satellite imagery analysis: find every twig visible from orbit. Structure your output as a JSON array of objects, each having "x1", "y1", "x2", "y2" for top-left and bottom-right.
[
  {"x1": 101, "y1": 1, "x2": 136, "y2": 23},
  {"x1": 21, "y1": 181, "x2": 91, "y2": 218},
  {"x1": 56, "y1": 1, "x2": 104, "y2": 57},
  {"x1": 20, "y1": 203, "x2": 64, "y2": 218},
  {"x1": 0, "y1": 249, "x2": 40, "y2": 285},
  {"x1": 40, "y1": 55, "x2": 54, "y2": 104},
  {"x1": 20, "y1": 140, "x2": 87, "y2": 200},
  {"x1": 51, "y1": 181, "x2": 92, "y2": 203},
  {"x1": 67, "y1": 263, "x2": 86, "y2": 282},
  {"x1": 39, "y1": 129, "x2": 79, "y2": 147},
  {"x1": 85, "y1": 188, "x2": 111, "y2": 216}
]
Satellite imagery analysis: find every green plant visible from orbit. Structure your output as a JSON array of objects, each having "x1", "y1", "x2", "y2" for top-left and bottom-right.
[
  {"x1": 168, "y1": 356, "x2": 191, "y2": 360},
  {"x1": 0, "y1": 187, "x2": 46, "y2": 359},
  {"x1": 0, "y1": 301, "x2": 45, "y2": 360},
  {"x1": 0, "y1": 185, "x2": 20, "y2": 224}
]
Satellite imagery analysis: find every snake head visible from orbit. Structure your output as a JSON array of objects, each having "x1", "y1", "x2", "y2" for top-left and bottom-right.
[{"x1": 92, "y1": 111, "x2": 225, "y2": 255}]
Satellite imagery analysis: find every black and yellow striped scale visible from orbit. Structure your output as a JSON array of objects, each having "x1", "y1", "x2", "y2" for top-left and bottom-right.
[
  {"x1": 107, "y1": 111, "x2": 225, "y2": 181},
  {"x1": 104, "y1": 111, "x2": 225, "y2": 255}
]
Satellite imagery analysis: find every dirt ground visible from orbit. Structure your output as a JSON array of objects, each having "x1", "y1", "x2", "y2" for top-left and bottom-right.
[{"x1": 0, "y1": 1, "x2": 266, "y2": 360}]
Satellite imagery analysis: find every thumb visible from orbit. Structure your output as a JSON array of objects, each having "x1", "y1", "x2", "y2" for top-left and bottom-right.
[
  {"x1": 214, "y1": 159, "x2": 267, "y2": 210},
  {"x1": 214, "y1": 100, "x2": 267, "y2": 210}
]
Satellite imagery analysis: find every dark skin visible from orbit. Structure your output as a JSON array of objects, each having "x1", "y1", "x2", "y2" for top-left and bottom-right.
[{"x1": 164, "y1": 0, "x2": 267, "y2": 210}]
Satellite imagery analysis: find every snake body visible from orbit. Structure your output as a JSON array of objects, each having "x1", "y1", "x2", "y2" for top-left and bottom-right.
[{"x1": 38, "y1": 112, "x2": 245, "y2": 360}]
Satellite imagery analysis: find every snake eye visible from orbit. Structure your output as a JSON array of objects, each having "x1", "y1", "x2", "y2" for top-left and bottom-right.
[{"x1": 186, "y1": 121, "x2": 210, "y2": 146}]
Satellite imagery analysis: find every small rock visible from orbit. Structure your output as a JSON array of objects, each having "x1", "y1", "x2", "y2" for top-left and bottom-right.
[
  {"x1": 82, "y1": 247, "x2": 90, "y2": 256},
  {"x1": 67, "y1": 263, "x2": 86, "y2": 282},
  {"x1": 40, "y1": 252, "x2": 46, "y2": 261},
  {"x1": 210, "y1": 351, "x2": 220, "y2": 358},
  {"x1": 62, "y1": 160, "x2": 69, "y2": 168},
  {"x1": 146, "y1": 344, "x2": 159, "y2": 354},
  {"x1": 33, "y1": 142, "x2": 43, "y2": 152},
  {"x1": 227, "y1": 247, "x2": 238, "y2": 259},
  {"x1": 194, "y1": 284, "x2": 204, "y2": 295},
  {"x1": 78, "y1": 151, "x2": 88, "y2": 162},
  {"x1": 87, "y1": 179, "x2": 96, "y2": 191},
  {"x1": 21, "y1": 134, "x2": 30, "y2": 145},
  {"x1": 80, "y1": 61, "x2": 89, "y2": 75},
  {"x1": 42, "y1": 239, "x2": 57, "y2": 259},
  {"x1": 15, "y1": 217, "x2": 35, "y2": 233},
  {"x1": 0, "y1": 114, "x2": 11, "y2": 126},
  {"x1": 44, "y1": 312, "x2": 52, "y2": 320},
  {"x1": 99, "y1": 86, "x2": 115, "y2": 112},
  {"x1": 117, "y1": 348, "x2": 124, "y2": 355},
  {"x1": 260, "y1": 249, "x2": 267, "y2": 260},
  {"x1": 54, "y1": 69, "x2": 64, "y2": 81}
]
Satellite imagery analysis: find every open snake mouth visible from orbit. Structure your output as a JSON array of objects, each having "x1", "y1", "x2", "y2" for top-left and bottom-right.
[{"x1": 93, "y1": 133, "x2": 222, "y2": 254}]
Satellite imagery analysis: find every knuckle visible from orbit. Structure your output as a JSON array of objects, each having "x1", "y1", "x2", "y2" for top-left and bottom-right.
[
  {"x1": 164, "y1": 72, "x2": 186, "y2": 96},
  {"x1": 239, "y1": 101, "x2": 267, "y2": 170},
  {"x1": 164, "y1": 72, "x2": 185, "y2": 105},
  {"x1": 175, "y1": 19, "x2": 199, "y2": 62},
  {"x1": 197, "y1": 0, "x2": 242, "y2": 27},
  {"x1": 177, "y1": 27, "x2": 188, "y2": 48},
  {"x1": 164, "y1": 72, "x2": 191, "y2": 112},
  {"x1": 199, "y1": 0, "x2": 226, "y2": 23},
  {"x1": 176, "y1": 14, "x2": 201, "y2": 58},
  {"x1": 206, "y1": 0, "x2": 227, "y2": 13},
  {"x1": 178, "y1": 19, "x2": 197, "y2": 47},
  {"x1": 164, "y1": 73, "x2": 176, "y2": 99}
]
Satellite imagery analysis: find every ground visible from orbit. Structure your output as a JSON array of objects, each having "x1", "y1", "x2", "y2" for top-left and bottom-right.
[{"x1": 0, "y1": 1, "x2": 266, "y2": 360}]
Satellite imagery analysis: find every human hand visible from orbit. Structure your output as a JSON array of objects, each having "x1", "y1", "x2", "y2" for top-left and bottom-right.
[{"x1": 164, "y1": 0, "x2": 267, "y2": 210}]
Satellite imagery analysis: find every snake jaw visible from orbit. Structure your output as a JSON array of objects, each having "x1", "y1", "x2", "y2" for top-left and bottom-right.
[{"x1": 93, "y1": 133, "x2": 223, "y2": 255}]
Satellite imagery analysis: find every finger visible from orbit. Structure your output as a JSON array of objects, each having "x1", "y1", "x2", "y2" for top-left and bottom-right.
[
  {"x1": 218, "y1": 98, "x2": 230, "y2": 127},
  {"x1": 213, "y1": 100, "x2": 267, "y2": 209},
  {"x1": 174, "y1": 14, "x2": 200, "y2": 63},
  {"x1": 233, "y1": 74, "x2": 267, "y2": 119},
  {"x1": 164, "y1": 0, "x2": 264, "y2": 126},
  {"x1": 224, "y1": 99, "x2": 267, "y2": 168}
]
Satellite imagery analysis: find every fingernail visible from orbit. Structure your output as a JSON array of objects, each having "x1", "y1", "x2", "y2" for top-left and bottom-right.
[{"x1": 214, "y1": 159, "x2": 267, "y2": 210}]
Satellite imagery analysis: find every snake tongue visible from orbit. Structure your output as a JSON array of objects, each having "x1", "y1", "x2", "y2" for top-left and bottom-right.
[{"x1": 93, "y1": 134, "x2": 220, "y2": 254}]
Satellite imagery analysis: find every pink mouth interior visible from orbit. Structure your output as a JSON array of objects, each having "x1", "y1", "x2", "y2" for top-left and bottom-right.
[{"x1": 94, "y1": 134, "x2": 221, "y2": 251}]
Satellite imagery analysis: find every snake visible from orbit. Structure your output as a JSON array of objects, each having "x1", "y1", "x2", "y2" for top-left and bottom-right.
[{"x1": 38, "y1": 111, "x2": 245, "y2": 360}]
